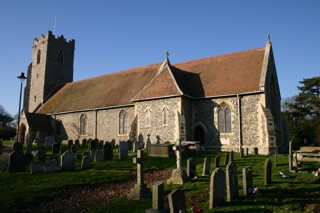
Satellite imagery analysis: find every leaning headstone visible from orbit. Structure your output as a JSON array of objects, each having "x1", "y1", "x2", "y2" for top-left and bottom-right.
[
  {"x1": 226, "y1": 161, "x2": 239, "y2": 201},
  {"x1": 224, "y1": 152, "x2": 230, "y2": 166},
  {"x1": 209, "y1": 168, "x2": 226, "y2": 208},
  {"x1": 214, "y1": 156, "x2": 220, "y2": 168},
  {"x1": 127, "y1": 150, "x2": 151, "y2": 200},
  {"x1": 264, "y1": 159, "x2": 272, "y2": 185},
  {"x1": 30, "y1": 162, "x2": 45, "y2": 174},
  {"x1": 8, "y1": 142, "x2": 26, "y2": 173},
  {"x1": 81, "y1": 154, "x2": 92, "y2": 170},
  {"x1": 146, "y1": 181, "x2": 170, "y2": 213},
  {"x1": 44, "y1": 158, "x2": 59, "y2": 173},
  {"x1": 187, "y1": 158, "x2": 197, "y2": 179},
  {"x1": 119, "y1": 141, "x2": 128, "y2": 159},
  {"x1": 94, "y1": 150, "x2": 103, "y2": 162},
  {"x1": 52, "y1": 143, "x2": 60, "y2": 154},
  {"x1": 202, "y1": 157, "x2": 211, "y2": 176},
  {"x1": 61, "y1": 150, "x2": 76, "y2": 171},
  {"x1": 242, "y1": 166, "x2": 253, "y2": 196},
  {"x1": 103, "y1": 142, "x2": 113, "y2": 160},
  {"x1": 167, "y1": 189, "x2": 186, "y2": 213}
]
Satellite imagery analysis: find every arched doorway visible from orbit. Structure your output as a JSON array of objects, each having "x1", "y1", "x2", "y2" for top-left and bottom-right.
[
  {"x1": 193, "y1": 125, "x2": 206, "y2": 145},
  {"x1": 19, "y1": 124, "x2": 26, "y2": 143}
]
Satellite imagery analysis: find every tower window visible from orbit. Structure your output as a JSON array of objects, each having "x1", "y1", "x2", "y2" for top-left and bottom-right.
[
  {"x1": 37, "y1": 50, "x2": 41, "y2": 64},
  {"x1": 80, "y1": 114, "x2": 86, "y2": 135},
  {"x1": 119, "y1": 110, "x2": 127, "y2": 134},
  {"x1": 218, "y1": 102, "x2": 232, "y2": 133},
  {"x1": 34, "y1": 96, "x2": 37, "y2": 102},
  {"x1": 58, "y1": 50, "x2": 64, "y2": 64}
]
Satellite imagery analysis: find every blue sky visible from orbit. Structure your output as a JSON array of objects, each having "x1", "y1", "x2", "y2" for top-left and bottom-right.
[{"x1": 0, "y1": 1, "x2": 319, "y2": 116}]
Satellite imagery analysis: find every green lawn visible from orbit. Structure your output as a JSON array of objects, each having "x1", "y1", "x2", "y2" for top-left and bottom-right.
[{"x1": 0, "y1": 142, "x2": 319, "y2": 213}]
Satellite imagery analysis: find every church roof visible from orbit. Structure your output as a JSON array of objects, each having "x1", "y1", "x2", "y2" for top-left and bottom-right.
[
  {"x1": 38, "y1": 46, "x2": 266, "y2": 114},
  {"x1": 25, "y1": 112, "x2": 53, "y2": 131}
]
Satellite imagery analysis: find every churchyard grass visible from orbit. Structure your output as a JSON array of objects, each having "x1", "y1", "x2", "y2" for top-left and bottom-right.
[{"x1": 0, "y1": 144, "x2": 319, "y2": 212}]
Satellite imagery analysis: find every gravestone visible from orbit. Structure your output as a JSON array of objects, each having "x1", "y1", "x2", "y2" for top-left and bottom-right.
[
  {"x1": 82, "y1": 139, "x2": 87, "y2": 147},
  {"x1": 264, "y1": 159, "x2": 272, "y2": 185},
  {"x1": 133, "y1": 141, "x2": 140, "y2": 152},
  {"x1": 167, "y1": 189, "x2": 186, "y2": 213},
  {"x1": 52, "y1": 143, "x2": 60, "y2": 154},
  {"x1": 146, "y1": 133, "x2": 152, "y2": 149},
  {"x1": 224, "y1": 152, "x2": 230, "y2": 166},
  {"x1": 119, "y1": 141, "x2": 128, "y2": 159},
  {"x1": 37, "y1": 139, "x2": 44, "y2": 148},
  {"x1": 242, "y1": 166, "x2": 253, "y2": 196},
  {"x1": 127, "y1": 150, "x2": 151, "y2": 200},
  {"x1": 148, "y1": 144, "x2": 174, "y2": 158},
  {"x1": 230, "y1": 151, "x2": 234, "y2": 162},
  {"x1": 71, "y1": 144, "x2": 78, "y2": 153},
  {"x1": 103, "y1": 142, "x2": 113, "y2": 160},
  {"x1": 187, "y1": 158, "x2": 197, "y2": 179},
  {"x1": 37, "y1": 150, "x2": 46, "y2": 163},
  {"x1": 75, "y1": 139, "x2": 80, "y2": 147},
  {"x1": 61, "y1": 150, "x2": 76, "y2": 171},
  {"x1": 138, "y1": 134, "x2": 144, "y2": 150},
  {"x1": 240, "y1": 147, "x2": 244, "y2": 158},
  {"x1": 202, "y1": 157, "x2": 211, "y2": 176},
  {"x1": 245, "y1": 147, "x2": 249, "y2": 156},
  {"x1": 209, "y1": 168, "x2": 226, "y2": 208},
  {"x1": 25, "y1": 150, "x2": 33, "y2": 166},
  {"x1": 30, "y1": 162, "x2": 45, "y2": 174},
  {"x1": 95, "y1": 150, "x2": 103, "y2": 162},
  {"x1": 44, "y1": 136, "x2": 54, "y2": 149},
  {"x1": 167, "y1": 140, "x2": 188, "y2": 185},
  {"x1": 81, "y1": 154, "x2": 92, "y2": 170},
  {"x1": 60, "y1": 145, "x2": 68, "y2": 154},
  {"x1": 226, "y1": 161, "x2": 239, "y2": 201},
  {"x1": 110, "y1": 139, "x2": 116, "y2": 147},
  {"x1": 8, "y1": 142, "x2": 26, "y2": 173},
  {"x1": 146, "y1": 181, "x2": 170, "y2": 213},
  {"x1": 288, "y1": 141, "x2": 296, "y2": 172},
  {"x1": 44, "y1": 158, "x2": 59, "y2": 173},
  {"x1": 253, "y1": 147, "x2": 258, "y2": 155},
  {"x1": 98, "y1": 140, "x2": 104, "y2": 150},
  {"x1": 215, "y1": 155, "x2": 220, "y2": 168},
  {"x1": 68, "y1": 139, "x2": 73, "y2": 148}
]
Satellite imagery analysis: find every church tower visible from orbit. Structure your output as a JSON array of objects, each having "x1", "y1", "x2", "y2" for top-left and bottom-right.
[{"x1": 25, "y1": 31, "x2": 75, "y2": 112}]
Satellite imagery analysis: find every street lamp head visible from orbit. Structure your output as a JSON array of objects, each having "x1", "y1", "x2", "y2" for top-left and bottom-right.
[{"x1": 17, "y1": 72, "x2": 27, "y2": 83}]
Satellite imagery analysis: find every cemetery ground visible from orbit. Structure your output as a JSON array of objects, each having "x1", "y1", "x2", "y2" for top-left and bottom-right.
[{"x1": 0, "y1": 141, "x2": 319, "y2": 212}]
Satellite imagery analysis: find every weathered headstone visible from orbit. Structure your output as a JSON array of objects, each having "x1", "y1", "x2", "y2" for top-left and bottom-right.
[
  {"x1": 75, "y1": 139, "x2": 80, "y2": 147},
  {"x1": 61, "y1": 150, "x2": 76, "y2": 171},
  {"x1": 167, "y1": 140, "x2": 188, "y2": 185},
  {"x1": 242, "y1": 166, "x2": 253, "y2": 196},
  {"x1": 187, "y1": 158, "x2": 197, "y2": 179},
  {"x1": 30, "y1": 162, "x2": 45, "y2": 174},
  {"x1": 215, "y1": 155, "x2": 220, "y2": 168},
  {"x1": 119, "y1": 141, "x2": 128, "y2": 159},
  {"x1": 127, "y1": 150, "x2": 151, "y2": 200},
  {"x1": 224, "y1": 152, "x2": 230, "y2": 166},
  {"x1": 44, "y1": 158, "x2": 59, "y2": 173},
  {"x1": 94, "y1": 150, "x2": 103, "y2": 162},
  {"x1": 52, "y1": 143, "x2": 60, "y2": 154},
  {"x1": 202, "y1": 157, "x2": 211, "y2": 176},
  {"x1": 209, "y1": 168, "x2": 226, "y2": 208},
  {"x1": 264, "y1": 159, "x2": 272, "y2": 185},
  {"x1": 167, "y1": 189, "x2": 186, "y2": 213},
  {"x1": 82, "y1": 139, "x2": 87, "y2": 147},
  {"x1": 226, "y1": 161, "x2": 239, "y2": 201},
  {"x1": 146, "y1": 181, "x2": 170, "y2": 213},
  {"x1": 103, "y1": 142, "x2": 113, "y2": 160},
  {"x1": 98, "y1": 140, "x2": 104, "y2": 150},
  {"x1": 81, "y1": 154, "x2": 92, "y2": 170},
  {"x1": 8, "y1": 142, "x2": 26, "y2": 173}
]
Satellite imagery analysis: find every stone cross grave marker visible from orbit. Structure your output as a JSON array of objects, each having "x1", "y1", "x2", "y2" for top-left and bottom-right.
[
  {"x1": 215, "y1": 155, "x2": 220, "y2": 168},
  {"x1": 103, "y1": 142, "x2": 113, "y2": 160},
  {"x1": 167, "y1": 189, "x2": 186, "y2": 213},
  {"x1": 224, "y1": 152, "x2": 230, "y2": 166},
  {"x1": 202, "y1": 157, "x2": 211, "y2": 176},
  {"x1": 146, "y1": 133, "x2": 152, "y2": 149},
  {"x1": 127, "y1": 150, "x2": 151, "y2": 200},
  {"x1": 146, "y1": 181, "x2": 170, "y2": 213},
  {"x1": 242, "y1": 166, "x2": 253, "y2": 196},
  {"x1": 226, "y1": 161, "x2": 239, "y2": 201},
  {"x1": 61, "y1": 150, "x2": 76, "y2": 171},
  {"x1": 209, "y1": 168, "x2": 226, "y2": 208},
  {"x1": 187, "y1": 158, "x2": 197, "y2": 179},
  {"x1": 8, "y1": 142, "x2": 26, "y2": 173},
  {"x1": 119, "y1": 141, "x2": 128, "y2": 159},
  {"x1": 264, "y1": 159, "x2": 272, "y2": 185}
]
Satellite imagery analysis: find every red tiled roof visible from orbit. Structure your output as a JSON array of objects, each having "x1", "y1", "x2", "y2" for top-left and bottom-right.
[{"x1": 38, "y1": 47, "x2": 266, "y2": 114}]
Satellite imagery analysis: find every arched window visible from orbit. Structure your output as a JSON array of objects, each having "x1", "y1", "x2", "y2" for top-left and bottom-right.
[
  {"x1": 119, "y1": 110, "x2": 127, "y2": 134},
  {"x1": 37, "y1": 50, "x2": 41, "y2": 64},
  {"x1": 145, "y1": 109, "x2": 151, "y2": 126},
  {"x1": 80, "y1": 114, "x2": 86, "y2": 135},
  {"x1": 218, "y1": 102, "x2": 231, "y2": 133},
  {"x1": 58, "y1": 50, "x2": 64, "y2": 64},
  {"x1": 162, "y1": 107, "x2": 169, "y2": 125}
]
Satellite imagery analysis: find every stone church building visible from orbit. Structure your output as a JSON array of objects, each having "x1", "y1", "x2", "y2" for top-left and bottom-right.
[{"x1": 19, "y1": 31, "x2": 288, "y2": 154}]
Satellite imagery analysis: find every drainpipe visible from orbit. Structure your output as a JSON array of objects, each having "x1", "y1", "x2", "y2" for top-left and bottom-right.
[{"x1": 237, "y1": 94, "x2": 242, "y2": 152}]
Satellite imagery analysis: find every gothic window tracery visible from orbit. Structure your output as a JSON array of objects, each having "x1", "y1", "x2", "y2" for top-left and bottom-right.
[
  {"x1": 80, "y1": 114, "x2": 86, "y2": 135},
  {"x1": 218, "y1": 102, "x2": 231, "y2": 133}
]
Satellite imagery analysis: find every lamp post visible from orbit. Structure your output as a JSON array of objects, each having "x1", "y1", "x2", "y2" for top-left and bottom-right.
[{"x1": 17, "y1": 72, "x2": 27, "y2": 143}]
